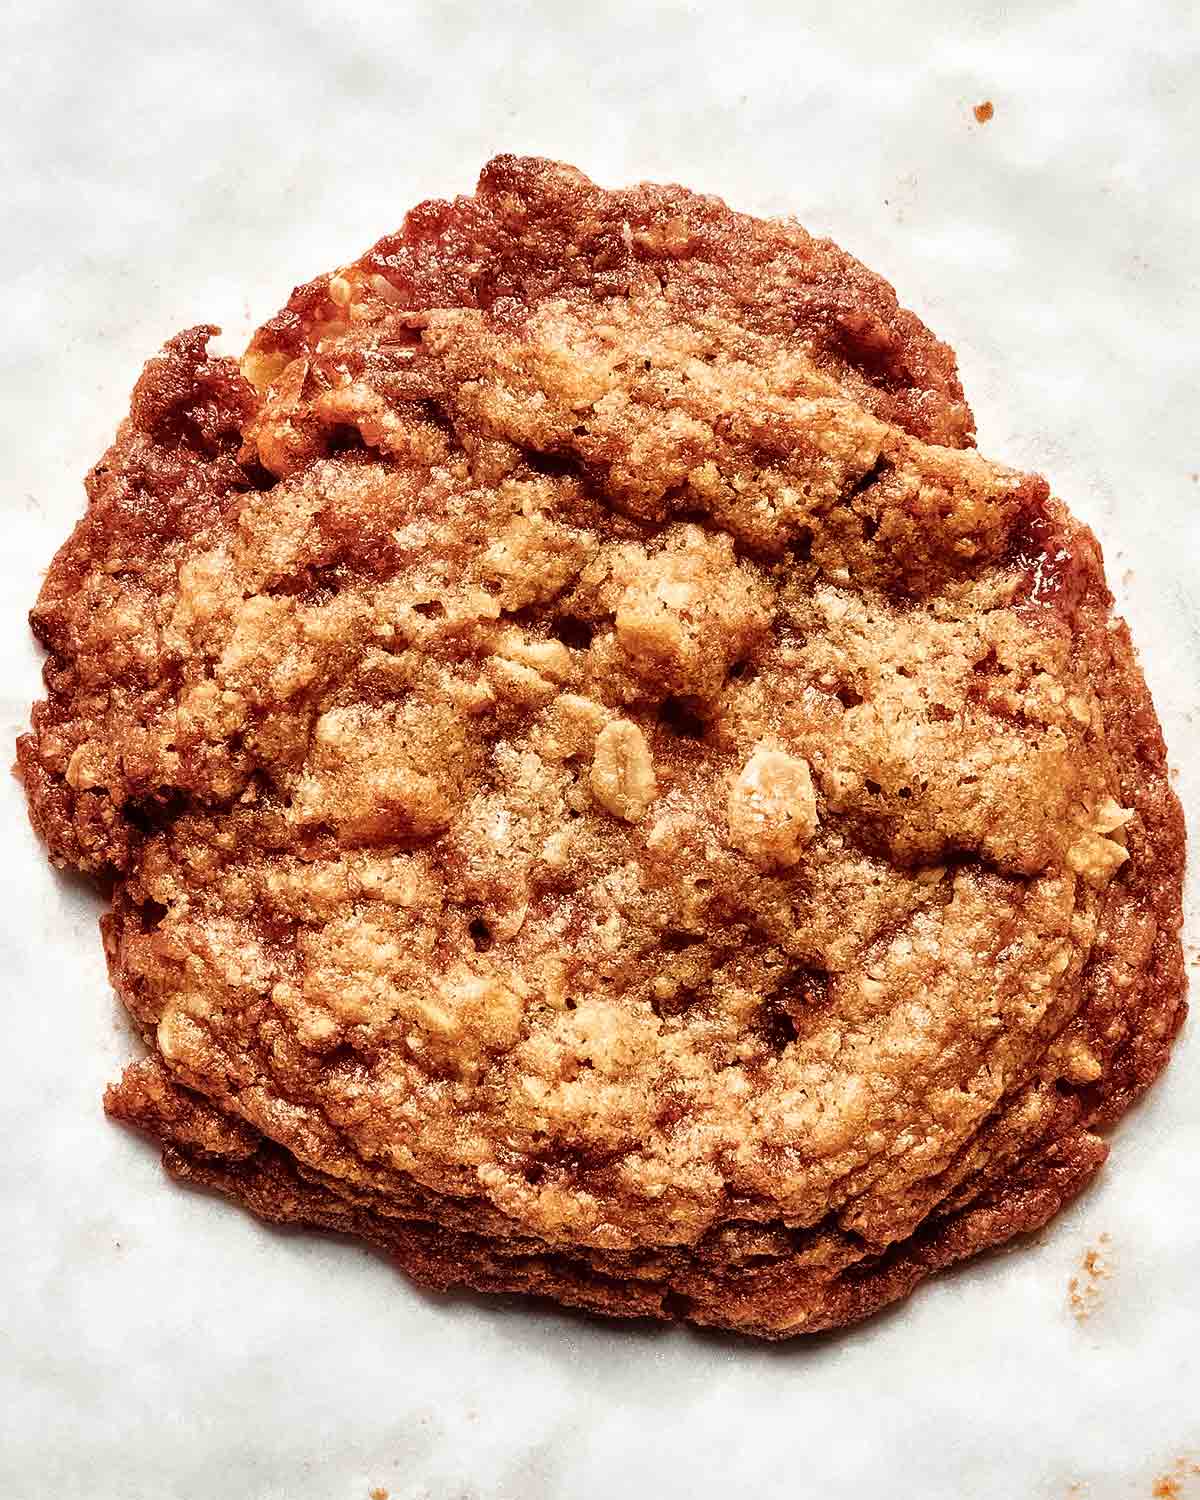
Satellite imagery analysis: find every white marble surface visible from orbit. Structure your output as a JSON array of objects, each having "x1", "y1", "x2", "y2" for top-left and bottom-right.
[{"x1": 2, "y1": 3, "x2": 1197, "y2": 1497}]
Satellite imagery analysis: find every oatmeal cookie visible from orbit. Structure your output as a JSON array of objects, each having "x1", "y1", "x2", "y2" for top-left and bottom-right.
[{"x1": 20, "y1": 158, "x2": 1185, "y2": 1337}]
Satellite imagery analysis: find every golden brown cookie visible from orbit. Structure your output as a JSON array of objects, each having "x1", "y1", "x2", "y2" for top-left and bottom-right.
[{"x1": 20, "y1": 157, "x2": 1185, "y2": 1338}]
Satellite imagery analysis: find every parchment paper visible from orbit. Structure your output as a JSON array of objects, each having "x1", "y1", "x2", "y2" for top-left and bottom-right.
[{"x1": 2, "y1": 3, "x2": 1197, "y2": 1496}]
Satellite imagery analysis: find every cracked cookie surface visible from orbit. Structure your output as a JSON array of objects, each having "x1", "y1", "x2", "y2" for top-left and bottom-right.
[{"x1": 20, "y1": 157, "x2": 1185, "y2": 1337}]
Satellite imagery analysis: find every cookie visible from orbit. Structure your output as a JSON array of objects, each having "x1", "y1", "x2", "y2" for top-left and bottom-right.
[{"x1": 20, "y1": 158, "x2": 1185, "y2": 1338}]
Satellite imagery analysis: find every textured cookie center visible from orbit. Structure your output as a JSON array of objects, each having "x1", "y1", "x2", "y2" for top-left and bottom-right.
[{"x1": 81, "y1": 288, "x2": 1129, "y2": 1255}]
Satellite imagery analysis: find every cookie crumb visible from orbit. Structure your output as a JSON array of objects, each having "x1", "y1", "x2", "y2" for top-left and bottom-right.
[
  {"x1": 369, "y1": 1488, "x2": 389, "y2": 1499},
  {"x1": 1152, "y1": 1458, "x2": 1200, "y2": 1497},
  {"x1": 1068, "y1": 1232, "x2": 1112, "y2": 1320},
  {"x1": 973, "y1": 100, "x2": 995, "y2": 124}
]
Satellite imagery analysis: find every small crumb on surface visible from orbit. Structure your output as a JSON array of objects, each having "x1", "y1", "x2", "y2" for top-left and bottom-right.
[
  {"x1": 1068, "y1": 1232, "x2": 1112, "y2": 1320},
  {"x1": 974, "y1": 100, "x2": 995, "y2": 123},
  {"x1": 369, "y1": 1488, "x2": 389, "y2": 1499},
  {"x1": 1151, "y1": 1458, "x2": 1200, "y2": 1497}
]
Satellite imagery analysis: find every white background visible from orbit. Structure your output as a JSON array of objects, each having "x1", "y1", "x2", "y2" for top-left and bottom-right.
[{"x1": 2, "y1": 3, "x2": 1197, "y2": 1497}]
